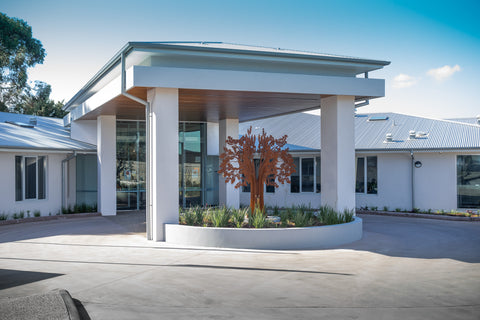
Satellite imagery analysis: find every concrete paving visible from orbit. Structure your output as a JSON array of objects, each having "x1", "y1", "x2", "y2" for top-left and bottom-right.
[{"x1": 0, "y1": 212, "x2": 479, "y2": 319}]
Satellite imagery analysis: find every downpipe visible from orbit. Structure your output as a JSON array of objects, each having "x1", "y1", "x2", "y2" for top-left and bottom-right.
[{"x1": 410, "y1": 150, "x2": 415, "y2": 211}]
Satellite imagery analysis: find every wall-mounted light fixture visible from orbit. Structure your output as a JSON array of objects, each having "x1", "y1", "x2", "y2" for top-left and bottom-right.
[{"x1": 414, "y1": 160, "x2": 422, "y2": 168}]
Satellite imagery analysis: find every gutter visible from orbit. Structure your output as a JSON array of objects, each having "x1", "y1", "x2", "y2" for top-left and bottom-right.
[{"x1": 410, "y1": 150, "x2": 415, "y2": 211}]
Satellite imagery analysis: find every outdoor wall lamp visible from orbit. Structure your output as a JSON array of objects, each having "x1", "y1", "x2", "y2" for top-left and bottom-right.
[{"x1": 414, "y1": 161, "x2": 422, "y2": 168}]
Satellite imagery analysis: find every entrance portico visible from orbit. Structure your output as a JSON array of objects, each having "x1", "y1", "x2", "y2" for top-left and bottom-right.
[{"x1": 63, "y1": 42, "x2": 389, "y2": 241}]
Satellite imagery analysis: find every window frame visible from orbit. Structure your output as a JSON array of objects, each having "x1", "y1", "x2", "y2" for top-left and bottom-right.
[
  {"x1": 355, "y1": 155, "x2": 378, "y2": 195},
  {"x1": 15, "y1": 155, "x2": 47, "y2": 201},
  {"x1": 290, "y1": 156, "x2": 321, "y2": 194}
]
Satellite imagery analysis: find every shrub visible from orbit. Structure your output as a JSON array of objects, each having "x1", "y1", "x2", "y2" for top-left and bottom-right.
[
  {"x1": 249, "y1": 206, "x2": 267, "y2": 228},
  {"x1": 211, "y1": 206, "x2": 231, "y2": 227},
  {"x1": 0, "y1": 213, "x2": 8, "y2": 220},
  {"x1": 194, "y1": 206, "x2": 205, "y2": 226},
  {"x1": 370, "y1": 206, "x2": 378, "y2": 211},
  {"x1": 232, "y1": 208, "x2": 247, "y2": 228},
  {"x1": 273, "y1": 205, "x2": 280, "y2": 216},
  {"x1": 33, "y1": 210, "x2": 41, "y2": 217},
  {"x1": 318, "y1": 205, "x2": 341, "y2": 225},
  {"x1": 184, "y1": 207, "x2": 197, "y2": 226},
  {"x1": 19, "y1": 211, "x2": 25, "y2": 219},
  {"x1": 395, "y1": 208, "x2": 402, "y2": 212},
  {"x1": 12, "y1": 212, "x2": 19, "y2": 219},
  {"x1": 412, "y1": 208, "x2": 420, "y2": 213},
  {"x1": 293, "y1": 209, "x2": 311, "y2": 227},
  {"x1": 382, "y1": 206, "x2": 389, "y2": 212},
  {"x1": 343, "y1": 209, "x2": 355, "y2": 223}
]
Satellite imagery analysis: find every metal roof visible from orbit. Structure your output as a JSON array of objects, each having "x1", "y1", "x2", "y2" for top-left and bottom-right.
[
  {"x1": 240, "y1": 112, "x2": 480, "y2": 152},
  {"x1": 0, "y1": 112, "x2": 96, "y2": 152},
  {"x1": 63, "y1": 41, "x2": 390, "y2": 112}
]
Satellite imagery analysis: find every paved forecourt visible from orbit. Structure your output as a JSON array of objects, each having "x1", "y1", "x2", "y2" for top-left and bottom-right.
[{"x1": 0, "y1": 213, "x2": 479, "y2": 319}]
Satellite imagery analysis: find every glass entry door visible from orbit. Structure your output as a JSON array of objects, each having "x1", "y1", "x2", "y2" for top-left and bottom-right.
[
  {"x1": 179, "y1": 123, "x2": 205, "y2": 207},
  {"x1": 116, "y1": 121, "x2": 146, "y2": 210}
]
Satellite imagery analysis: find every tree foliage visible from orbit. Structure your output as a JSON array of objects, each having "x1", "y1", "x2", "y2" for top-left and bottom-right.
[
  {"x1": 13, "y1": 81, "x2": 66, "y2": 118},
  {"x1": 218, "y1": 126, "x2": 296, "y2": 213},
  {"x1": 0, "y1": 12, "x2": 45, "y2": 91}
]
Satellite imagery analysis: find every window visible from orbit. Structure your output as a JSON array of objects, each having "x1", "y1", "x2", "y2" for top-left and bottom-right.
[
  {"x1": 315, "y1": 157, "x2": 321, "y2": 193},
  {"x1": 266, "y1": 175, "x2": 275, "y2": 193},
  {"x1": 290, "y1": 156, "x2": 320, "y2": 193},
  {"x1": 457, "y1": 155, "x2": 480, "y2": 208},
  {"x1": 15, "y1": 156, "x2": 46, "y2": 201},
  {"x1": 291, "y1": 158, "x2": 300, "y2": 193},
  {"x1": 356, "y1": 156, "x2": 377, "y2": 194},
  {"x1": 241, "y1": 160, "x2": 275, "y2": 193}
]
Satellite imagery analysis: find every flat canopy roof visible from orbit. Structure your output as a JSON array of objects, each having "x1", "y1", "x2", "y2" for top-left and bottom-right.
[{"x1": 64, "y1": 42, "x2": 390, "y2": 124}]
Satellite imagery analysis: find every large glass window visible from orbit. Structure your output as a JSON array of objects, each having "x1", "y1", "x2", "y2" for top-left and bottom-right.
[
  {"x1": 179, "y1": 123, "x2": 206, "y2": 207},
  {"x1": 356, "y1": 156, "x2": 377, "y2": 194},
  {"x1": 301, "y1": 158, "x2": 314, "y2": 192},
  {"x1": 76, "y1": 154, "x2": 98, "y2": 206},
  {"x1": 15, "y1": 155, "x2": 46, "y2": 201},
  {"x1": 457, "y1": 155, "x2": 480, "y2": 208},
  {"x1": 367, "y1": 156, "x2": 378, "y2": 194},
  {"x1": 116, "y1": 121, "x2": 146, "y2": 210}
]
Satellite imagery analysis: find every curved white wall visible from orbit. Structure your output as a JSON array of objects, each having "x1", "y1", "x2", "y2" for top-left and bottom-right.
[{"x1": 165, "y1": 217, "x2": 362, "y2": 250}]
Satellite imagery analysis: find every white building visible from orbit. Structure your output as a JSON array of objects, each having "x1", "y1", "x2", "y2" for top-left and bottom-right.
[
  {"x1": 59, "y1": 41, "x2": 389, "y2": 241},
  {"x1": 239, "y1": 112, "x2": 480, "y2": 212},
  {"x1": 0, "y1": 112, "x2": 96, "y2": 216}
]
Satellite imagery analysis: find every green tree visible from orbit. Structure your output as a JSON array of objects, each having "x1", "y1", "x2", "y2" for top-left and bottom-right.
[
  {"x1": 0, "y1": 12, "x2": 45, "y2": 110},
  {"x1": 15, "y1": 81, "x2": 66, "y2": 118}
]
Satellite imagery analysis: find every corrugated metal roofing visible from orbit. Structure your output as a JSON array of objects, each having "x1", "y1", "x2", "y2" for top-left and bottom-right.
[
  {"x1": 0, "y1": 112, "x2": 96, "y2": 151},
  {"x1": 240, "y1": 112, "x2": 480, "y2": 152}
]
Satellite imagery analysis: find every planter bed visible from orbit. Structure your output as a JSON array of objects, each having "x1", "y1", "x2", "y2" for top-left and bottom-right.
[
  {"x1": 0, "y1": 212, "x2": 101, "y2": 226},
  {"x1": 357, "y1": 210, "x2": 480, "y2": 221},
  {"x1": 165, "y1": 217, "x2": 362, "y2": 250}
]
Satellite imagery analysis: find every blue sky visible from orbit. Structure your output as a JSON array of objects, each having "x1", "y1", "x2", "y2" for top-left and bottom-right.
[{"x1": 3, "y1": 0, "x2": 479, "y2": 118}]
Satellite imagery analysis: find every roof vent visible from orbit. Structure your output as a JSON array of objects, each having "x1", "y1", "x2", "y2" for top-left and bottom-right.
[
  {"x1": 416, "y1": 131, "x2": 428, "y2": 139},
  {"x1": 409, "y1": 130, "x2": 416, "y2": 139},
  {"x1": 385, "y1": 133, "x2": 393, "y2": 142},
  {"x1": 5, "y1": 120, "x2": 34, "y2": 128},
  {"x1": 29, "y1": 116, "x2": 37, "y2": 126}
]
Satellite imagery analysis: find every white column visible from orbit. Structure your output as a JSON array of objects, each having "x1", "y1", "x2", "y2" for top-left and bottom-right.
[
  {"x1": 147, "y1": 88, "x2": 179, "y2": 241},
  {"x1": 97, "y1": 115, "x2": 117, "y2": 216},
  {"x1": 219, "y1": 118, "x2": 240, "y2": 209},
  {"x1": 320, "y1": 95, "x2": 356, "y2": 213}
]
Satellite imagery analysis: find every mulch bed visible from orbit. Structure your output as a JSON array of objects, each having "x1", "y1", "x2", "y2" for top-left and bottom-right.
[{"x1": 0, "y1": 212, "x2": 101, "y2": 226}]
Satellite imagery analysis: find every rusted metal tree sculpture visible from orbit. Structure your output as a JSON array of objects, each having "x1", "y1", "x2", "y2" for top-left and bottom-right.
[{"x1": 218, "y1": 126, "x2": 296, "y2": 214}]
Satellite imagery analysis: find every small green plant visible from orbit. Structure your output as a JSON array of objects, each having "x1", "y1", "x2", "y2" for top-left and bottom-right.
[
  {"x1": 211, "y1": 206, "x2": 231, "y2": 227},
  {"x1": 232, "y1": 208, "x2": 247, "y2": 228},
  {"x1": 27, "y1": 210, "x2": 31, "y2": 218},
  {"x1": 370, "y1": 206, "x2": 378, "y2": 211},
  {"x1": 0, "y1": 212, "x2": 8, "y2": 220},
  {"x1": 427, "y1": 209, "x2": 432, "y2": 214},
  {"x1": 33, "y1": 210, "x2": 41, "y2": 217},
  {"x1": 194, "y1": 206, "x2": 205, "y2": 226},
  {"x1": 273, "y1": 205, "x2": 280, "y2": 216},
  {"x1": 19, "y1": 211, "x2": 25, "y2": 219},
  {"x1": 382, "y1": 206, "x2": 389, "y2": 212},
  {"x1": 12, "y1": 212, "x2": 19, "y2": 219},
  {"x1": 249, "y1": 205, "x2": 267, "y2": 228},
  {"x1": 412, "y1": 208, "x2": 420, "y2": 213},
  {"x1": 395, "y1": 208, "x2": 402, "y2": 212},
  {"x1": 343, "y1": 208, "x2": 355, "y2": 223},
  {"x1": 293, "y1": 209, "x2": 311, "y2": 227},
  {"x1": 318, "y1": 205, "x2": 341, "y2": 225},
  {"x1": 184, "y1": 207, "x2": 197, "y2": 226}
]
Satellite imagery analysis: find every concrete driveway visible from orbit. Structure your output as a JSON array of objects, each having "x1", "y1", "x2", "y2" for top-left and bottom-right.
[{"x1": 0, "y1": 213, "x2": 479, "y2": 319}]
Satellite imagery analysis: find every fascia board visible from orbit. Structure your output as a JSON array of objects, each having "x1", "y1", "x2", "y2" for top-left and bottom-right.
[{"x1": 132, "y1": 65, "x2": 385, "y2": 98}]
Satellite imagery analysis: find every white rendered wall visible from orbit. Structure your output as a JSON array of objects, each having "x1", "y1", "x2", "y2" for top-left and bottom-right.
[
  {"x1": 70, "y1": 120, "x2": 97, "y2": 146},
  {"x1": 356, "y1": 153, "x2": 412, "y2": 211},
  {"x1": 219, "y1": 118, "x2": 240, "y2": 209},
  {"x1": 413, "y1": 152, "x2": 457, "y2": 211},
  {"x1": 320, "y1": 96, "x2": 356, "y2": 212},
  {"x1": 97, "y1": 115, "x2": 117, "y2": 216},
  {"x1": 0, "y1": 151, "x2": 66, "y2": 216},
  {"x1": 147, "y1": 88, "x2": 179, "y2": 241}
]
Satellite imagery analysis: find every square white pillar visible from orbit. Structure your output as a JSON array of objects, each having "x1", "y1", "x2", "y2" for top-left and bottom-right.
[
  {"x1": 147, "y1": 88, "x2": 179, "y2": 241},
  {"x1": 219, "y1": 118, "x2": 240, "y2": 209},
  {"x1": 97, "y1": 115, "x2": 117, "y2": 216},
  {"x1": 320, "y1": 95, "x2": 356, "y2": 212}
]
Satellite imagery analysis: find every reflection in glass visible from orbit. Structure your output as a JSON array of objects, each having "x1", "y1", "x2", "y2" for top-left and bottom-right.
[{"x1": 457, "y1": 155, "x2": 480, "y2": 208}]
